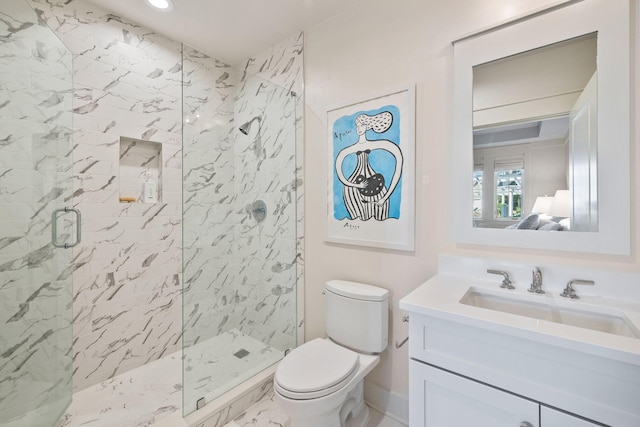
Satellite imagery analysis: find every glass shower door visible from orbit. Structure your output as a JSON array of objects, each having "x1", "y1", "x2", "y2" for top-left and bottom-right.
[
  {"x1": 182, "y1": 46, "x2": 298, "y2": 415},
  {"x1": 0, "y1": 0, "x2": 74, "y2": 425}
]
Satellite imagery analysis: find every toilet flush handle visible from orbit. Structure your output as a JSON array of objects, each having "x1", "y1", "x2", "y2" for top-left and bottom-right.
[
  {"x1": 394, "y1": 337, "x2": 409, "y2": 349},
  {"x1": 394, "y1": 316, "x2": 410, "y2": 349}
]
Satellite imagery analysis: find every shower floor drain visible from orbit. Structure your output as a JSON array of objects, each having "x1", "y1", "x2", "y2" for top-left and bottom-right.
[{"x1": 234, "y1": 349, "x2": 250, "y2": 359}]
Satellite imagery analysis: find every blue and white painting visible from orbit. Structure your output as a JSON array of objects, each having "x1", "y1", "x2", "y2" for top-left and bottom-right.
[
  {"x1": 326, "y1": 86, "x2": 415, "y2": 251},
  {"x1": 332, "y1": 105, "x2": 403, "y2": 221}
]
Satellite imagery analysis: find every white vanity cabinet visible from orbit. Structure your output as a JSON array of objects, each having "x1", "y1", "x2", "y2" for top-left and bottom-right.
[
  {"x1": 401, "y1": 304, "x2": 640, "y2": 427},
  {"x1": 411, "y1": 360, "x2": 599, "y2": 427},
  {"x1": 399, "y1": 258, "x2": 640, "y2": 426}
]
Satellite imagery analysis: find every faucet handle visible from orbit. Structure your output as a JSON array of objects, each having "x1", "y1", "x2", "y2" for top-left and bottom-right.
[
  {"x1": 528, "y1": 267, "x2": 545, "y2": 294},
  {"x1": 560, "y1": 279, "x2": 595, "y2": 299},
  {"x1": 487, "y1": 269, "x2": 515, "y2": 289}
]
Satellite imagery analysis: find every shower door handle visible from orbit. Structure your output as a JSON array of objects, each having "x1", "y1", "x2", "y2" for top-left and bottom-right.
[{"x1": 52, "y1": 207, "x2": 82, "y2": 249}]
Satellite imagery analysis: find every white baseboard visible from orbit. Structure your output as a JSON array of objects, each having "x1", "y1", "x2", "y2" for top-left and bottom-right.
[{"x1": 364, "y1": 380, "x2": 409, "y2": 426}]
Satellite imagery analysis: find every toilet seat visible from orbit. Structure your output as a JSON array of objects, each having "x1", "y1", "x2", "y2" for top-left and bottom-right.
[{"x1": 275, "y1": 338, "x2": 359, "y2": 400}]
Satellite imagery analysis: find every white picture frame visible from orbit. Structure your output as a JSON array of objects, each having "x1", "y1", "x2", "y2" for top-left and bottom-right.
[{"x1": 325, "y1": 85, "x2": 415, "y2": 251}]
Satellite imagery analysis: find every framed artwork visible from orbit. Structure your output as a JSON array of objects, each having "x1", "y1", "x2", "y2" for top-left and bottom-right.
[{"x1": 325, "y1": 85, "x2": 415, "y2": 251}]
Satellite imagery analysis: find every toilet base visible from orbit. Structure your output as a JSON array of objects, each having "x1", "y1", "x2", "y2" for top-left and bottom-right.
[
  {"x1": 283, "y1": 380, "x2": 369, "y2": 427},
  {"x1": 344, "y1": 403, "x2": 370, "y2": 427},
  {"x1": 340, "y1": 381, "x2": 368, "y2": 427}
]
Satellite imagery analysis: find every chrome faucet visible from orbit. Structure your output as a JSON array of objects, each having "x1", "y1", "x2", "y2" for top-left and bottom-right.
[
  {"x1": 528, "y1": 267, "x2": 545, "y2": 294},
  {"x1": 560, "y1": 279, "x2": 595, "y2": 299},
  {"x1": 487, "y1": 269, "x2": 514, "y2": 289}
]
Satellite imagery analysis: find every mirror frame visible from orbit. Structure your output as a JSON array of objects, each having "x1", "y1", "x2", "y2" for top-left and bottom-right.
[{"x1": 451, "y1": 0, "x2": 631, "y2": 255}]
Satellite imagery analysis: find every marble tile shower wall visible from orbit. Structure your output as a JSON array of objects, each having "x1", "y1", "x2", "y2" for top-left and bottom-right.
[
  {"x1": 182, "y1": 33, "x2": 304, "y2": 351},
  {"x1": 232, "y1": 33, "x2": 304, "y2": 351},
  {"x1": 16, "y1": 0, "x2": 304, "y2": 399},
  {"x1": 25, "y1": 0, "x2": 184, "y2": 391},
  {"x1": 181, "y1": 45, "x2": 237, "y2": 347},
  {"x1": 0, "y1": 1, "x2": 73, "y2": 422}
]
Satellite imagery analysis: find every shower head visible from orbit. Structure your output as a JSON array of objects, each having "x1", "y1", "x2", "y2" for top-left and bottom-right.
[{"x1": 239, "y1": 115, "x2": 262, "y2": 135}]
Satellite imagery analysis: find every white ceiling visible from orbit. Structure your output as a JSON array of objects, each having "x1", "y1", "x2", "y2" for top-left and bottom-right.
[{"x1": 87, "y1": 0, "x2": 360, "y2": 65}]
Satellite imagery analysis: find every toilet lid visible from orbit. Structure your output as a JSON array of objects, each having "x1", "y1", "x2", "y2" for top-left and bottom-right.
[{"x1": 275, "y1": 338, "x2": 359, "y2": 398}]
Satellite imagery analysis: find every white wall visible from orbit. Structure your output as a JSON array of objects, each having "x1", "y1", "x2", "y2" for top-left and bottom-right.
[
  {"x1": 304, "y1": 0, "x2": 640, "y2": 414},
  {"x1": 528, "y1": 141, "x2": 568, "y2": 207}
]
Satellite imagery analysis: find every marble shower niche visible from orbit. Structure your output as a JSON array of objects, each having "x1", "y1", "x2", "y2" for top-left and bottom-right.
[{"x1": 119, "y1": 137, "x2": 162, "y2": 204}]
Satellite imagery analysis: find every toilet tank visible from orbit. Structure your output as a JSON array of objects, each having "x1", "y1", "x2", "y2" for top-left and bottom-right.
[{"x1": 325, "y1": 280, "x2": 389, "y2": 353}]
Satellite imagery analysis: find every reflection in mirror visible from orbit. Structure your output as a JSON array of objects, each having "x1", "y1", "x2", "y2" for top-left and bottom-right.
[
  {"x1": 451, "y1": 0, "x2": 630, "y2": 255},
  {"x1": 471, "y1": 34, "x2": 597, "y2": 232}
]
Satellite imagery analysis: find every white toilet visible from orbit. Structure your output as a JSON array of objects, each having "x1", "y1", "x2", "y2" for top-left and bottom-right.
[{"x1": 274, "y1": 280, "x2": 389, "y2": 427}]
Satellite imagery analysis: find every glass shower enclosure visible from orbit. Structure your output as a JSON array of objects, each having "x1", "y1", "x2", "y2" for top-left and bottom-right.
[
  {"x1": 0, "y1": 0, "x2": 74, "y2": 425},
  {"x1": 181, "y1": 46, "x2": 299, "y2": 415}
]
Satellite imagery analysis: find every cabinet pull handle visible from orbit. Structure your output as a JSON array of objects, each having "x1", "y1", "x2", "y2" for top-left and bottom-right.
[{"x1": 519, "y1": 422, "x2": 534, "y2": 427}]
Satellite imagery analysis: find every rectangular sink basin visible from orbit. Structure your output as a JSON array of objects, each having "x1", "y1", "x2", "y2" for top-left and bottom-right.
[{"x1": 460, "y1": 288, "x2": 640, "y2": 339}]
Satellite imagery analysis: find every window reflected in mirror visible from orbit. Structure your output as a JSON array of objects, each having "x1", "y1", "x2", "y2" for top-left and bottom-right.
[{"x1": 495, "y1": 169, "x2": 523, "y2": 221}]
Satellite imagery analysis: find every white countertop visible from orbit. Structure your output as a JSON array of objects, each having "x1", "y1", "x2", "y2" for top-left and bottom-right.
[{"x1": 399, "y1": 273, "x2": 640, "y2": 366}]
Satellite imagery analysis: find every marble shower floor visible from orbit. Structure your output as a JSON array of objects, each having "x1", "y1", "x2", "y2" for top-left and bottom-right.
[
  {"x1": 183, "y1": 329, "x2": 283, "y2": 415},
  {"x1": 54, "y1": 329, "x2": 281, "y2": 427},
  {"x1": 54, "y1": 351, "x2": 181, "y2": 427}
]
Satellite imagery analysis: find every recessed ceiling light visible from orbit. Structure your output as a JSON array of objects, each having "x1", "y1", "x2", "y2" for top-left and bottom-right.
[{"x1": 145, "y1": 0, "x2": 173, "y2": 11}]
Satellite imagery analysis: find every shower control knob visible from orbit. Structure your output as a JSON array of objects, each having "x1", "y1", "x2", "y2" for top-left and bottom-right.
[
  {"x1": 519, "y1": 422, "x2": 534, "y2": 427},
  {"x1": 251, "y1": 200, "x2": 267, "y2": 222}
]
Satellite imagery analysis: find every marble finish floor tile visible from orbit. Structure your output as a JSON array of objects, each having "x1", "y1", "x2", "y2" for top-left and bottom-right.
[
  {"x1": 224, "y1": 392, "x2": 288, "y2": 427},
  {"x1": 54, "y1": 330, "x2": 281, "y2": 427},
  {"x1": 226, "y1": 390, "x2": 407, "y2": 427}
]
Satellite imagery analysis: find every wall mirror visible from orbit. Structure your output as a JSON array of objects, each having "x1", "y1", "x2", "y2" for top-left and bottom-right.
[
  {"x1": 451, "y1": 0, "x2": 630, "y2": 254},
  {"x1": 473, "y1": 33, "x2": 597, "y2": 231}
]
